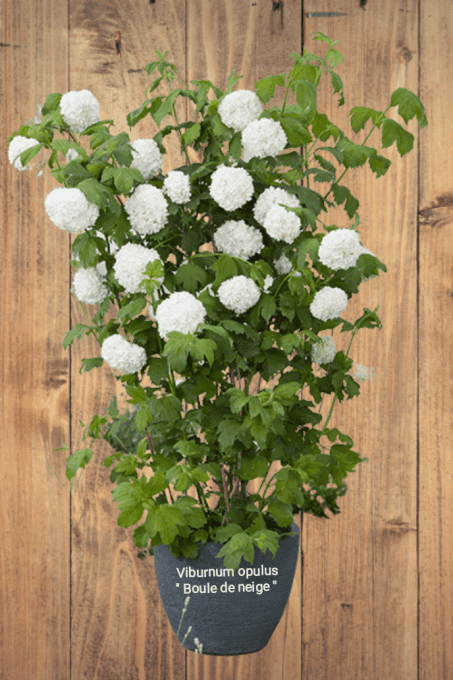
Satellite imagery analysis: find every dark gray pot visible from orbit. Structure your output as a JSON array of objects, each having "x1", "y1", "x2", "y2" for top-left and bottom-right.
[{"x1": 153, "y1": 522, "x2": 300, "y2": 655}]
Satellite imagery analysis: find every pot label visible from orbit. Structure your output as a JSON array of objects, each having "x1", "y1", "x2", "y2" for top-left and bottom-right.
[{"x1": 174, "y1": 564, "x2": 279, "y2": 596}]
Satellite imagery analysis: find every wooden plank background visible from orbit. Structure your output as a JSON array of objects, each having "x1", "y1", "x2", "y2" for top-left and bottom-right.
[{"x1": 0, "y1": 0, "x2": 450, "y2": 678}]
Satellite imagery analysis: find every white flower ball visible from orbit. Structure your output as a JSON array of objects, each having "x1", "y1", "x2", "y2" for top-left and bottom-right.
[
  {"x1": 162, "y1": 170, "x2": 192, "y2": 204},
  {"x1": 274, "y1": 253, "x2": 292, "y2": 275},
  {"x1": 101, "y1": 334, "x2": 147, "y2": 374},
  {"x1": 113, "y1": 243, "x2": 164, "y2": 295},
  {"x1": 44, "y1": 187, "x2": 100, "y2": 233},
  {"x1": 310, "y1": 287, "x2": 348, "y2": 322},
  {"x1": 130, "y1": 139, "x2": 162, "y2": 181},
  {"x1": 318, "y1": 228, "x2": 363, "y2": 271},
  {"x1": 124, "y1": 184, "x2": 169, "y2": 236},
  {"x1": 263, "y1": 204, "x2": 301, "y2": 244},
  {"x1": 263, "y1": 275, "x2": 274, "y2": 291},
  {"x1": 217, "y1": 275, "x2": 261, "y2": 315},
  {"x1": 72, "y1": 267, "x2": 110, "y2": 305},
  {"x1": 60, "y1": 89, "x2": 100, "y2": 134},
  {"x1": 242, "y1": 118, "x2": 288, "y2": 161},
  {"x1": 209, "y1": 165, "x2": 254, "y2": 211},
  {"x1": 155, "y1": 291, "x2": 206, "y2": 338},
  {"x1": 8, "y1": 136, "x2": 40, "y2": 171},
  {"x1": 213, "y1": 220, "x2": 263, "y2": 260},
  {"x1": 217, "y1": 90, "x2": 263, "y2": 132},
  {"x1": 253, "y1": 186, "x2": 300, "y2": 226},
  {"x1": 66, "y1": 149, "x2": 80, "y2": 163},
  {"x1": 311, "y1": 335, "x2": 336, "y2": 365}
]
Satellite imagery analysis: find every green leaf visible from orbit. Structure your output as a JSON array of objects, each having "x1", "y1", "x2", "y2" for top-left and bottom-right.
[
  {"x1": 79, "y1": 357, "x2": 104, "y2": 374},
  {"x1": 76, "y1": 178, "x2": 112, "y2": 210},
  {"x1": 153, "y1": 89, "x2": 183, "y2": 126},
  {"x1": 235, "y1": 455, "x2": 269, "y2": 481},
  {"x1": 293, "y1": 80, "x2": 317, "y2": 124},
  {"x1": 42, "y1": 92, "x2": 62, "y2": 115},
  {"x1": 181, "y1": 122, "x2": 202, "y2": 147},
  {"x1": 174, "y1": 261, "x2": 208, "y2": 293},
  {"x1": 214, "y1": 531, "x2": 257, "y2": 571},
  {"x1": 17, "y1": 143, "x2": 43, "y2": 167},
  {"x1": 349, "y1": 106, "x2": 386, "y2": 133},
  {"x1": 113, "y1": 167, "x2": 144, "y2": 194},
  {"x1": 147, "y1": 357, "x2": 169, "y2": 384},
  {"x1": 162, "y1": 331, "x2": 191, "y2": 373},
  {"x1": 117, "y1": 296, "x2": 147, "y2": 320},
  {"x1": 255, "y1": 74, "x2": 287, "y2": 104},
  {"x1": 145, "y1": 502, "x2": 187, "y2": 544},
  {"x1": 217, "y1": 418, "x2": 244, "y2": 450},
  {"x1": 297, "y1": 237, "x2": 320, "y2": 268},
  {"x1": 331, "y1": 183, "x2": 360, "y2": 220},
  {"x1": 390, "y1": 87, "x2": 428, "y2": 129},
  {"x1": 190, "y1": 337, "x2": 217, "y2": 367},
  {"x1": 228, "y1": 131, "x2": 243, "y2": 160},
  {"x1": 279, "y1": 116, "x2": 312, "y2": 146},
  {"x1": 62, "y1": 323, "x2": 89, "y2": 349},
  {"x1": 226, "y1": 387, "x2": 249, "y2": 415},
  {"x1": 381, "y1": 118, "x2": 414, "y2": 157},
  {"x1": 65, "y1": 447, "x2": 94, "y2": 481}
]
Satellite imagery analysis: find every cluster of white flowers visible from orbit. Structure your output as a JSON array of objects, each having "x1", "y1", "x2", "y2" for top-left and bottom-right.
[
  {"x1": 72, "y1": 267, "x2": 110, "y2": 305},
  {"x1": 162, "y1": 170, "x2": 192, "y2": 204},
  {"x1": 113, "y1": 243, "x2": 164, "y2": 294},
  {"x1": 213, "y1": 220, "x2": 263, "y2": 259},
  {"x1": 263, "y1": 204, "x2": 301, "y2": 244},
  {"x1": 209, "y1": 165, "x2": 254, "y2": 211},
  {"x1": 130, "y1": 139, "x2": 162, "y2": 181},
  {"x1": 253, "y1": 186, "x2": 300, "y2": 226},
  {"x1": 242, "y1": 118, "x2": 288, "y2": 162},
  {"x1": 311, "y1": 334, "x2": 336, "y2": 365},
  {"x1": 101, "y1": 334, "x2": 147, "y2": 374},
  {"x1": 318, "y1": 228, "x2": 364, "y2": 270},
  {"x1": 44, "y1": 187, "x2": 100, "y2": 233},
  {"x1": 60, "y1": 89, "x2": 101, "y2": 133},
  {"x1": 274, "y1": 253, "x2": 293, "y2": 275},
  {"x1": 124, "y1": 184, "x2": 169, "y2": 236},
  {"x1": 8, "y1": 136, "x2": 40, "y2": 171},
  {"x1": 263, "y1": 275, "x2": 274, "y2": 291},
  {"x1": 154, "y1": 291, "x2": 206, "y2": 338},
  {"x1": 217, "y1": 275, "x2": 261, "y2": 315},
  {"x1": 310, "y1": 286, "x2": 348, "y2": 321},
  {"x1": 217, "y1": 90, "x2": 263, "y2": 132},
  {"x1": 353, "y1": 364, "x2": 376, "y2": 381}
]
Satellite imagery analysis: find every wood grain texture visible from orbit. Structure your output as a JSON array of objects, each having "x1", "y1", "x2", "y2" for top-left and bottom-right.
[
  {"x1": 1, "y1": 0, "x2": 451, "y2": 678},
  {"x1": 418, "y1": 1, "x2": 453, "y2": 679},
  {"x1": 302, "y1": 1, "x2": 420, "y2": 678},
  {"x1": 0, "y1": 2, "x2": 71, "y2": 680}
]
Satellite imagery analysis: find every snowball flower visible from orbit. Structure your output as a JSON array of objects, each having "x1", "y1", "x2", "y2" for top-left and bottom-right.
[
  {"x1": 44, "y1": 187, "x2": 99, "y2": 233},
  {"x1": 101, "y1": 334, "x2": 147, "y2": 374},
  {"x1": 65, "y1": 148, "x2": 80, "y2": 163},
  {"x1": 310, "y1": 287, "x2": 348, "y2": 321},
  {"x1": 253, "y1": 186, "x2": 300, "y2": 227},
  {"x1": 274, "y1": 253, "x2": 292, "y2": 275},
  {"x1": 311, "y1": 335, "x2": 336, "y2": 365},
  {"x1": 209, "y1": 165, "x2": 254, "y2": 211},
  {"x1": 155, "y1": 292, "x2": 206, "y2": 338},
  {"x1": 242, "y1": 118, "x2": 288, "y2": 162},
  {"x1": 72, "y1": 267, "x2": 110, "y2": 305},
  {"x1": 213, "y1": 220, "x2": 263, "y2": 259},
  {"x1": 113, "y1": 243, "x2": 164, "y2": 294},
  {"x1": 124, "y1": 184, "x2": 169, "y2": 236},
  {"x1": 60, "y1": 89, "x2": 100, "y2": 133},
  {"x1": 318, "y1": 228, "x2": 363, "y2": 271},
  {"x1": 8, "y1": 136, "x2": 40, "y2": 171},
  {"x1": 353, "y1": 364, "x2": 376, "y2": 381},
  {"x1": 129, "y1": 139, "x2": 162, "y2": 181},
  {"x1": 263, "y1": 275, "x2": 274, "y2": 291},
  {"x1": 263, "y1": 204, "x2": 301, "y2": 244},
  {"x1": 217, "y1": 90, "x2": 263, "y2": 132},
  {"x1": 162, "y1": 170, "x2": 192, "y2": 204},
  {"x1": 217, "y1": 275, "x2": 261, "y2": 315}
]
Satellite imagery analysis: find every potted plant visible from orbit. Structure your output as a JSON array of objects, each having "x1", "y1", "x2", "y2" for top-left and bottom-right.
[{"x1": 8, "y1": 32, "x2": 427, "y2": 655}]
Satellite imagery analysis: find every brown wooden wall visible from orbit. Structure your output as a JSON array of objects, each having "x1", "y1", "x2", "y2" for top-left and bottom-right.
[{"x1": 1, "y1": 1, "x2": 451, "y2": 678}]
